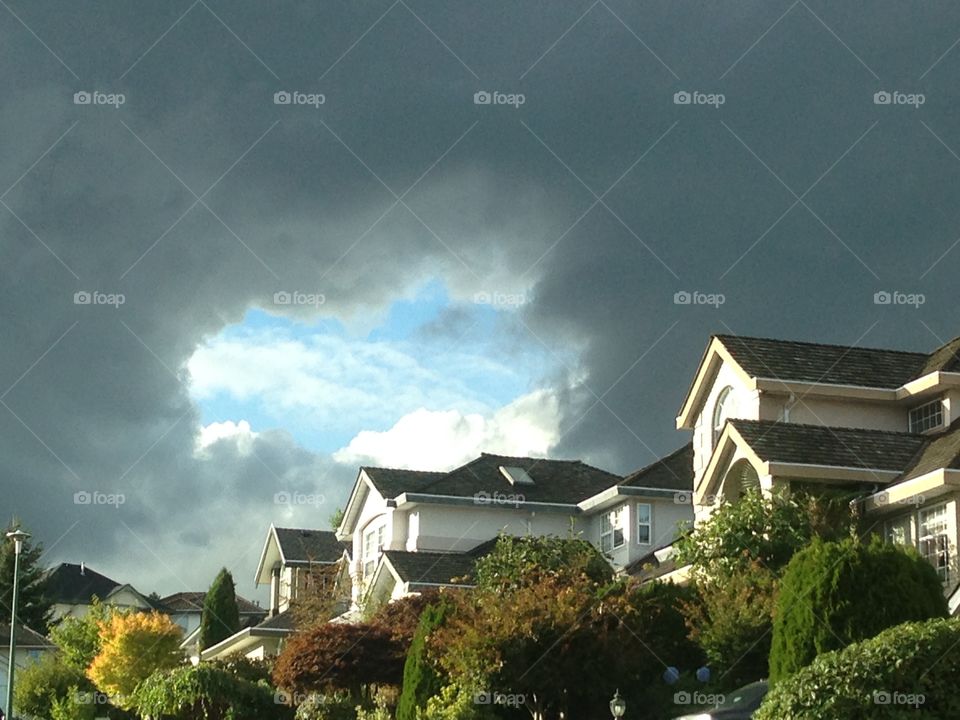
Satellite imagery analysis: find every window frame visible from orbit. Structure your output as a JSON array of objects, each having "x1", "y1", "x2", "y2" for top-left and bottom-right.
[
  {"x1": 601, "y1": 505, "x2": 626, "y2": 553},
  {"x1": 918, "y1": 504, "x2": 950, "y2": 582},
  {"x1": 636, "y1": 502, "x2": 652, "y2": 545},
  {"x1": 909, "y1": 398, "x2": 945, "y2": 434},
  {"x1": 712, "y1": 386, "x2": 734, "y2": 445}
]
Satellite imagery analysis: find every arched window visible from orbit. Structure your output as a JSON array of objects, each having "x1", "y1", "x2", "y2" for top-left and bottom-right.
[
  {"x1": 723, "y1": 459, "x2": 760, "y2": 502},
  {"x1": 712, "y1": 386, "x2": 734, "y2": 445}
]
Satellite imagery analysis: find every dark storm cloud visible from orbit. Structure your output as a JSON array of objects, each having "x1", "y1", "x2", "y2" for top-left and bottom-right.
[{"x1": 2, "y1": 1, "x2": 960, "y2": 592}]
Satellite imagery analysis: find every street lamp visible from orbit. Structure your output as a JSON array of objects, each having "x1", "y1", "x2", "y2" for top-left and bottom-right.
[
  {"x1": 610, "y1": 689, "x2": 626, "y2": 719},
  {"x1": 5, "y1": 529, "x2": 29, "y2": 720}
]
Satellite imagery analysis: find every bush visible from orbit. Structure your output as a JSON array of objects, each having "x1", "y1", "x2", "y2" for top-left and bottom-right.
[
  {"x1": 397, "y1": 599, "x2": 452, "y2": 720},
  {"x1": 757, "y1": 618, "x2": 960, "y2": 719},
  {"x1": 295, "y1": 693, "x2": 359, "y2": 720},
  {"x1": 50, "y1": 687, "x2": 97, "y2": 720},
  {"x1": 769, "y1": 537, "x2": 948, "y2": 682},
  {"x1": 419, "y1": 684, "x2": 498, "y2": 720},
  {"x1": 473, "y1": 535, "x2": 613, "y2": 591},
  {"x1": 14, "y1": 652, "x2": 90, "y2": 718},
  {"x1": 133, "y1": 663, "x2": 293, "y2": 720}
]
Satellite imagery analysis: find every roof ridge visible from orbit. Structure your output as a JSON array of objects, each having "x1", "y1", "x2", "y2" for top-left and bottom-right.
[
  {"x1": 361, "y1": 465, "x2": 445, "y2": 474},
  {"x1": 715, "y1": 333, "x2": 929, "y2": 358}
]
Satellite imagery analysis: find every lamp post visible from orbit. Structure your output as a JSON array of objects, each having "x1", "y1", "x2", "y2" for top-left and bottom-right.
[
  {"x1": 5, "y1": 529, "x2": 29, "y2": 720},
  {"x1": 610, "y1": 689, "x2": 626, "y2": 720}
]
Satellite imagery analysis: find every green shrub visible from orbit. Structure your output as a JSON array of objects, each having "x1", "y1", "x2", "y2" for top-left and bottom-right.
[
  {"x1": 757, "y1": 618, "x2": 960, "y2": 719},
  {"x1": 295, "y1": 693, "x2": 359, "y2": 720},
  {"x1": 50, "y1": 686, "x2": 97, "y2": 720},
  {"x1": 769, "y1": 537, "x2": 947, "y2": 682},
  {"x1": 397, "y1": 599, "x2": 452, "y2": 720},
  {"x1": 133, "y1": 663, "x2": 293, "y2": 720},
  {"x1": 14, "y1": 652, "x2": 92, "y2": 718},
  {"x1": 419, "y1": 684, "x2": 498, "y2": 720}
]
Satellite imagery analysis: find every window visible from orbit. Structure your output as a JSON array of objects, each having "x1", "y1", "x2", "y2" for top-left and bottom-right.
[
  {"x1": 601, "y1": 506, "x2": 626, "y2": 553},
  {"x1": 636, "y1": 503, "x2": 652, "y2": 545},
  {"x1": 885, "y1": 515, "x2": 912, "y2": 546},
  {"x1": 712, "y1": 386, "x2": 734, "y2": 445},
  {"x1": 919, "y1": 504, "x2": 950, "y2": 582},
  {"x1": 362, "y1": 525, "x2": 385, "y2": 578},
  {"x1": 909, "y1": 399, "x2": 944, "y2": 433}
]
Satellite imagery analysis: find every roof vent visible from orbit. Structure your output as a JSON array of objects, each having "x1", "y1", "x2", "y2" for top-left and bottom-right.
[
  {"x1": 499, "y1": 466, "x2": 534, "y2": 486},
  {"x1": 80, "y1": 562, "x2": 85, "y2": 576}
]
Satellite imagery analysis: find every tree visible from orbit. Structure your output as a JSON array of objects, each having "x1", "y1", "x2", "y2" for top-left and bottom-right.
[
  {"x1": 769, "y1": 537, "x2": 948, "y2": 682},
  {"x1": 49, "y1": 597, "x2": 126, "y2": 672},
  {"x1": 757, "y1": 618, "x2": 960, "y2": 719},
  {"x1": 0, "y1": 520, "x2": 52, "y2": 631},
  {"x1": 473, "y1": 534, "x2": 613, "y2": 591},
  {"x1": 329, "y1": 507, "x2": 345, "y2": 531},
  {"x1": 133, "y1": 663, "x2": 293, "y2": 720},
  {"x1": 200, "y1": 567, "x2": 241, "y2": 650},
  {"x1": 14, "y1": 652, "x2": 92, "y2": 719},
  {"x1": 397, "y1": 598, "x2": 453, "y2": 720},
  {"x1": 433, "y1": 574, "x2": 702, "y2": 720},
  {"x1": 86, "y1": 610, "x2": 184, "y2": 708}
]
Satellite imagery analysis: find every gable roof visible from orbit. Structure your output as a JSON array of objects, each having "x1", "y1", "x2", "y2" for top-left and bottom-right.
[
  {"x1": 44, "y1": 563, "x2": 121, "y2": 605},
  {"x1": 381, "y1": 550, "x2": 478, "y2": 587},
  {"x1": 273, "y1": 528, "x2": 346, "y2": 564},
  {"x1": 160, "y1": 591, "x2": 265, "y2": 615},
  {"x1": 898, "y1": 418, "x2": 960, "y2": 482},
  {"x1": 0, "y1": 623, "x2": 54, "y2": 648},
  {"x1": 729, "y1": 419, "x2": 925, "y2": 471},
  {"x1": 621, "y1": 443, "x2": 693, "y2": 491},
  {"x1": 715, "y1": 335, "x2": 928, "y2": 389},
  {"x1": 917, "y1": 336, "x2": 960, "y2": 377},
  {"x1": 361, "y1": 467, "x2": 445, "y2": 498}
]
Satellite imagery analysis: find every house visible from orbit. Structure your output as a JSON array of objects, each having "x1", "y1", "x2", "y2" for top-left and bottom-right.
[
  {"x1": 200, "y1": 526, "x2": 347, "y2": 662},
  {"x1": 0, "y1": 623, "x2": 54, "y2": 703},
  {"x1": 676, "y1": 333, "x2": 960, "y2": 609},
  {"x1": 336, "y1": 451, "x2": 695, "y2": 612},
  {"x1": 161, "y1": 591, "x2": 266, "y2": 636},
  {"x1": 43, "y1": 562, "x2": 157, "y2": 620}
]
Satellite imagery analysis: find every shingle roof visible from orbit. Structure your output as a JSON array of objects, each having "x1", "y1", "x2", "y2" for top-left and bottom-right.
[
  {"x1": 254, "y1": 611, "x2": 298, "y2": 631},
  {"x1": 382, "y1": 550, "x2": 479, "y2": 587},
  {"x1": 716, "y1": 335, "x2": 928, "y2": 389},
  {"x1": 160, "y1": 591, "x2": 265, "y2": 615},
  {"x1": 898, "y1": 419, "x2": 960, "y2": 481},
  {"x1": 621, "y1": 443, "x2": 693, "y2": 491},
  {"x1": 362, "y1": 467, "x2": 444, "y2": 498},
  {"x1": 274, "y1": 528, "x2": 345, "y2": 564},
  {"x1": 0, "y1": 623, "x2": 54, "y2": 648},
  {"x1": 917, "y1": 337, "x2": 960, "y2": 377},
  {"x1": 44, "y1": 563, "x2": 121, "y2": 605},
  {"x1": 729, "y1": 420, "x2": 926, "y2": 471}
]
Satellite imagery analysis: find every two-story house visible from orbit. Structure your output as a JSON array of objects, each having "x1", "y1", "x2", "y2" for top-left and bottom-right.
[
  {"x1": 676, "y1": 334, "x2": 960, "y2": 609},
  {"x1": 199, "y1": 526, "x2": 348, "y2": 662},
  {"x1": 44, "y1": 562, "x2": 158, "y2": 620},
  {"x1": 336, "y1": 452, "x2": 694, "y2": 612}
]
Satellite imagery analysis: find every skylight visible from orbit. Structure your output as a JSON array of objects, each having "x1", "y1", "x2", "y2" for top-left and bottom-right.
[{"x1": 499, "y1": 465, "x2": 534, "y2": 485}]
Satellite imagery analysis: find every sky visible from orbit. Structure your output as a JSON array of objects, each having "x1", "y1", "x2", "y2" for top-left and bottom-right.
[{"x1": 3, "y1": 0, "x2": 960, "y2": 599}]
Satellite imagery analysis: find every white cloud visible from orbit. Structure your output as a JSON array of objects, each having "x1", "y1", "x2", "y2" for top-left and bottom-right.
[
  {"x1": 332, "y1": 388, "x2": 560, "y2": 470},
  {"x1": 196, "y1": 419, "x2": 259, "y2": 455}
]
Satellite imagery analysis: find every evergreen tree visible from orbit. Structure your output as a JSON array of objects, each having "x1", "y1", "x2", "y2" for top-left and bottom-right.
[
  {"x1": 397, "y1": 598, "x2": 452, "y2": 720},
  {"x1": 0, "y1": 520, "x2": 52, "y2": 632},
  {"x1": 199, "y1": 567, "x2": 241, "y2": 650}
]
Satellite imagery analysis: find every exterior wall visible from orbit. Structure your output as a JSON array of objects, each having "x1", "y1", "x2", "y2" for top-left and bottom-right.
[
  {"x1": 881, "y1": 493, "x2": 960, "y2": 589},
  {"x1": 349, "y1": 485, "x2": 392, "y2": 604},
  {"x1": 413, "y1": 504, "x2": 578, "y2": 552},
  {"x1": 591, "y1": 499, "x2": 693, "y2": 568},
  {"x1": 773, "y1": 395, "x2": 906, "y2": 432},
  {"x1": 692, "y1": 362, "x2": 759, "y2": 488}
]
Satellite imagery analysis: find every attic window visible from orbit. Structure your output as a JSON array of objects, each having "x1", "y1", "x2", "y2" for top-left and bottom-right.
[
  {"x1": 909, "y1": 399, "x2": 944, "y2": 434},
  {"x1": 499, "y1": 466, "x2": 534, "y2": 486}
]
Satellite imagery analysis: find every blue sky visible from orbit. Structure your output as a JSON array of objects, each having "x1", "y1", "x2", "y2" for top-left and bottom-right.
[{"x1": 187, "y1": 278, "x2": 560, "y2": 456}]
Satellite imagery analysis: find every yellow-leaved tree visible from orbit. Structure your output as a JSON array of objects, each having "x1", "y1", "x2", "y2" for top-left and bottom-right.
[{"x1": 86, "y1": 610, "x2": 183, "y2": 708}]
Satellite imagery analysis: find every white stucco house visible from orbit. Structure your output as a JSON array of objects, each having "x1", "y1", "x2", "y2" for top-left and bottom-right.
[
  {"x1": 43, "y1": 562, "x2": 158, "y2": 620},
  {"x1": 676, "y1": 333, "x2": 960, "y2": 609},
  {"x1": 336, "y1": 451, "x2": 695, "y2": 612},
  {"x1": 199, "y1": 526, "x2": 348, "y2": 662}
]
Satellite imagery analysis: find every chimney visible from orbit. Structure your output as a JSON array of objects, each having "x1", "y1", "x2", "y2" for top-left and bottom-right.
[{"x1": 80, "y1": 562, "x2": 85, "y2": 576}]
